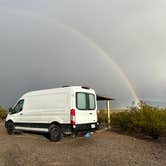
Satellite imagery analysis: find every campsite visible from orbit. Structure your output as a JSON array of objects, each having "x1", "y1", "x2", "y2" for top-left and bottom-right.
[{"x1": 1, "y1": 1, "x2": 166, "y2": 165}]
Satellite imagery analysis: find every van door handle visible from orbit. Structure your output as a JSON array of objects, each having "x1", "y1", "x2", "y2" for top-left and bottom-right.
[
  {"x1": 89, "y1": 113, "x2": 92, "y2": 115},
  {"x1": 20, "y1": 113, "x2": 23, "y2": 115}
]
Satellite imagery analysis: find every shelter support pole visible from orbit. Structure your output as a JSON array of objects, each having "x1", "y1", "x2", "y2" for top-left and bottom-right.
[{"x1": 106, "y1": 100, "x2": 111, "y2": 128}]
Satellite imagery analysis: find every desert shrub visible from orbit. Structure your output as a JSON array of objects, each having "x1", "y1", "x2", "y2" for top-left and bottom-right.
[
  {"x1": 99, "y1": 104, "x2": 166, "y2": 139},
  {"x1": 137, "y1": 105, "x2": 166, "y2": 139},
  {"x1": 0, "y1": 107, "x2": 8, "y2": 120},
  {"x1": 98, "y1": 110, "x2": 108, "y2": 124}
]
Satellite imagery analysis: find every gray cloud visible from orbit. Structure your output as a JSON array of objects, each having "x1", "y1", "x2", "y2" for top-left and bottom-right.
[{"x1": 0, "y1": 0, "x2": 166, "y2": 107}]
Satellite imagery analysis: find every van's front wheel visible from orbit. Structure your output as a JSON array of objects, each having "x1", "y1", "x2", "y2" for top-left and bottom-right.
[
  {"x1": 49, "y1": 125, "x2": 62, "y2": 142},
  {"x1": 6, "y1": 121, "x2": 15, "y2": 134}
]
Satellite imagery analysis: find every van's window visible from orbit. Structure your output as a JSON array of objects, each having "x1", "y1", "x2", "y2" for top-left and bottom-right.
[
  {"x1": 76, "y1": 93, "x2": 96, "y2": 110},
  {"x1": 89, "y1": 94, "x2": 95, "y2": 109},
  {"x1": 76, "y1": 93, "x2": 87, "y2": 110},
  {"x1": 12, "y1": 100, "x2": 24, "y2": 114}
]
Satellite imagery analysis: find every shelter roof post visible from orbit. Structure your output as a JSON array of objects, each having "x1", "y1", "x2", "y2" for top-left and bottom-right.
[{"x1": 106, "y1": 100, "x2": 111, "y2": 128}]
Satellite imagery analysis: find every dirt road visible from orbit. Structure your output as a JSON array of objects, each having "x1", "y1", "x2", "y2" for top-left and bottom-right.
[{"x1": 0, "y1": 122, "x2": 166, "y2": 166}]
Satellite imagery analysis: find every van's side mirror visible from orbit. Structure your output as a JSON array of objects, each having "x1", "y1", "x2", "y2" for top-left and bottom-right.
[{"x1": 9, "y1": 107, "x2": 13, "y2": 113}]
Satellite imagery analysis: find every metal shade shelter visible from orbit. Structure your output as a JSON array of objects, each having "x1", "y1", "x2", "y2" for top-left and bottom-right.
[
  {"x1": 97, "y1": 95, "x2": 114, "y2": 101},
  {"x1": 97, "y1": 95, "x2": 115, "y2": 128}
]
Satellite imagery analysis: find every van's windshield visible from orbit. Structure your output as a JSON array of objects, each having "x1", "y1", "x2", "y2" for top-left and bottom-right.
[{"x1": 76, "y1": 92, "x2": 96, "y2": 110}]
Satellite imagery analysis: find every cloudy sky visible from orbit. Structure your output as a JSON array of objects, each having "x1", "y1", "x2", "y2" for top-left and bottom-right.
[{"x1": 0, "y1": 0, "x2": 166, "y2": 108}]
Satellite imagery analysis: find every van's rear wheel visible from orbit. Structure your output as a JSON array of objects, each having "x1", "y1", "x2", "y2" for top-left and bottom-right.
[
  {"x1": 49, "y1": 125, "x2": 62, "y2": 142},
  {"x1": 6, "y1": 121, "x2": 15, "y2": 134}
]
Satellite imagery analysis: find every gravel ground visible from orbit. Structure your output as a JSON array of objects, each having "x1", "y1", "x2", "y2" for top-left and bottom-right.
[{"x1": 0, "y1": 122, "x2": 166, "y2": 166}]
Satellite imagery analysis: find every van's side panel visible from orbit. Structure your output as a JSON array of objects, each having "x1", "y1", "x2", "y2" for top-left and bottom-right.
[
  {"x1": 20, "y1": 89, "x2": 71, "y2": 124},
  {"x1": 43, "y1": 92, "x2": 71, "y2": 124}
]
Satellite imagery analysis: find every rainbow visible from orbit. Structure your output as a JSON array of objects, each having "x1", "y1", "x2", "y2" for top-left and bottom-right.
[
  {"x1": 58, "y1": 24, "x2": 140, "y2": 105},
  {"x1": 2, "y1": 7, "x2": 140, "y2": 106}
]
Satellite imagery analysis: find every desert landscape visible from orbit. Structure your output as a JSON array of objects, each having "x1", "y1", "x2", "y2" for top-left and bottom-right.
[{"x1": 0, "y1": 122, "x2": 166, "y2": 166}]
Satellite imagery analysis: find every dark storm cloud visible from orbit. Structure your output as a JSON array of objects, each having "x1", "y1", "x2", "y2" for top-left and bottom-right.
[{"x1": 0, "y1": 0, "x2": 165, "y2": 107}]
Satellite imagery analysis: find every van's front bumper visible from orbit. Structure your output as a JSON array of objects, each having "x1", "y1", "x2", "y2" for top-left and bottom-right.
[{"x1": 72, "y1": 122, "x2": 99, "y2": 132}]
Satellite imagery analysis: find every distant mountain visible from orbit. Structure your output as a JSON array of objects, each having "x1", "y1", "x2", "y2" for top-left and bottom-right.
[{"x1": 144, "y1": 100, "x2": 166, "y2": 108}]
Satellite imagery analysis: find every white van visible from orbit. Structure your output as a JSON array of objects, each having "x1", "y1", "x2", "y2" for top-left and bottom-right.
[{"x1": 5, "y1": 86, "x2": 99, "y2": 141}]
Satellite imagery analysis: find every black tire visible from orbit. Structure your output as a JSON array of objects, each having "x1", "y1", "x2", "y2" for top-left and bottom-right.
[
  {"x1": 6, "y1": 121, "x2": 15, "y2": 134},
  {"x1": 49, "y1": 125, "x2": 62, "y2": 142}
]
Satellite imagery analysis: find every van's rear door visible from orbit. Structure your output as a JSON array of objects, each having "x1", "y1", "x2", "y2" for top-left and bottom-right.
[{"x1": 75, "y1": 92, "x2": 97, "y2": 124}]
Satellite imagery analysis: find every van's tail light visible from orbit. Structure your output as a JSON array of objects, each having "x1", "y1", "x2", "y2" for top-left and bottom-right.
[{"x1": 70, "y1": 109, "x2": 76, "y2": 125}]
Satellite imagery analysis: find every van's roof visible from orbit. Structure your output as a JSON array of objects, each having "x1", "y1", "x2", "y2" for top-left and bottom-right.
[{"x1": 22, "y1": 86, "x2": 95, "y2": 97}]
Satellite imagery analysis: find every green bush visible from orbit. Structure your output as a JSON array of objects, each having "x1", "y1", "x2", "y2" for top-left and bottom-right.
[
  {"x1": 98, "y1": 110, "x2": 108, "y2": 124},
  {"x1": 0, "y1": 107, "x2": 8, "y2": 120},
  {"x1": 99, "y1": 104, "x2": 166, "y2": 139}
]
